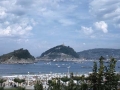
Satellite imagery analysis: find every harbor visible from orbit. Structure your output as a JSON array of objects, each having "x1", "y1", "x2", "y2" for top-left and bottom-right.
[{"x1": 0, "y1": 60, "x2": 120, "y2": 90}]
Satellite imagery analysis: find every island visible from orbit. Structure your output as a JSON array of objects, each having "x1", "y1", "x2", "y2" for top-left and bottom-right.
[{"x1": 0, "y1": 48, "x2": 35, "y2": 64}]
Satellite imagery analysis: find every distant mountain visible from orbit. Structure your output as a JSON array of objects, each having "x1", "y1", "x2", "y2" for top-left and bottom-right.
[
  {"x1": 38, "y1": 45, "x2": 79, "y2": 60},
  {"x1": 77, "y1": 48, "x2": 120, "y2": 60},
  {"x1": 0, "y1": 48, "x2": 35, "y2": 64}
]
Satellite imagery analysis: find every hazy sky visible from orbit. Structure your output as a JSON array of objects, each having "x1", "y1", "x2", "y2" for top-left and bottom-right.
[{"x1": 0, "y1": 0, "x2": 120, "y2": 57}]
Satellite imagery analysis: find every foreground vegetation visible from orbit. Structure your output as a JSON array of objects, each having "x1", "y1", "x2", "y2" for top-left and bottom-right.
[
  {"x1": 0, "y1": 56, "x2": 120, "y2": 90},
  {"x1": 4, "y1": 87, "x2": 25, "y2": 90},
  {"x1": 34, "y1": 56, "x2": 120, "y2": 90}
]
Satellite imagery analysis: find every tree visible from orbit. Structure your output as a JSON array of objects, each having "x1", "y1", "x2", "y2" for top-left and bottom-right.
[
  {"x1": 80, "y1": 83, "x2": 88, "y2": 90},
  {"x1": 34, "y1": 80, "x2": 43, "y2": 90},
  {"x1": 14, "y1": 78, "x2": 25, "y2": 87},
  {"x1": 89, "y1": 61, "x2": 98, "y2": 90},
  {"x1": 97, "y1": 56, "x2": 105, "y2": 90},
  {"x1": 88, "y1": 56, "x2": 119, "y2": 90},
  {"x1": 93, "y1": 61, "x2": 97, "y2": 74},
  {"x1": 60, "y1": 76, "x2": 70, "y2": 90},
  {"x1": 104, "y1": 57, "x2": 118, "y2": 90},
  {"x1": 68, "y1": 73, "x2": 74, "y2": 90},
  {"x1": 47, "y1": 80, "x2": 53, "y2": 90},
  {"x1": 0, "y1": 78, "x2": 6, "y2": 87},
  {"x1": 61, "y1": 77, "x2": 70, "y2": 85},
  {"x1": 73, "y1": 76, "x2": 81, "y2": 85}
]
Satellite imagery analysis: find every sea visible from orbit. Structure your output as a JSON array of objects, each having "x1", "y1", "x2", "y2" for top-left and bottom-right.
[{"x1": 0, "y1": 60, "x2": 120, "y2": 76}]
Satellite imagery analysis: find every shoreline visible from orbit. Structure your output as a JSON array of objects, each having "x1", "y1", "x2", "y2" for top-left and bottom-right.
[
  {"x1": 0, "y1": 73, "x2": 89, "y2": 89},
  {"x1": 1, "y1": 58, "x2": 120, "y2": 64}
]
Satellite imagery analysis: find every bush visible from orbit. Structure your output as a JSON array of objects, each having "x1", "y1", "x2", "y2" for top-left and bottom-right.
[
  {"x1": 34, "y1": 81, "x2": 43, "y2": 90},
  {"x1": 17, "y1": 87, "x2": 25, "y2": 90},
  {"x1": 0, "y1": 87, "x2": 4, "y2": 90}
]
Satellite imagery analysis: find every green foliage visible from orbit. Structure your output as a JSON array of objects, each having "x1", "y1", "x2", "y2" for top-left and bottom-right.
[
  {"x1": 0, "y1": 78, "x2": 6, "y2": 84},
  {"x1": 0, "y1": 78, "x2": 6, "y2": 87},
  {"x1": 73, "y1": 76, "x2": 81, "y2": 85},
  {"x1": 0, "y1": 48, "x2": 34, "y2": 62},
  {"x1": 14, "y1": 78, "x2": 25, "y2": 87},
  {"x1": 16, "y1": 87, "x2": 25, "y2": 90},
  {"x1": 0, "y1": 87, "x2": 4, "y2": 90},
  {"x1": 61, "y1": 77, "x2": 70, "y2": 83},
  {"x1": 14, "y1": 78, "x2": 25, "y2": 84},
  {"x1": 48, "y1": 78, "x2": 62, "y2": 90},
  {"x1": 93, "y1": 61, "x2": 97, "y2": 73},
  {"x1": 0, "y1": 48, "x2": 35, "y2": 63},
  {"x1": 4, "y1": 87, "x2": 25, "y2": 90},
  {"x1": 40, "y1": 45, "x2": 79, "y2": 58},
  {"x1": 104, "y1": 57, "x2": 118, "y2": 90},
  {"x1": 34, "y1": 80, "x2": 43, "y2": 90},
  {"x1": 88, "y1": 56, "x2": 119, "y2": 90},
  {"x1": 13, "y1": 49, "x2": 34, "y2": 59},
  {"x1": 80, "y1": 83, "x2": 88, "y2": 90}
]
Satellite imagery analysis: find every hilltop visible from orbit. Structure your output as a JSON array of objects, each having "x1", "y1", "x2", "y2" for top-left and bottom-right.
[
  {"x1": 78, "y1": 48, "x2": 120, "y2": 60},
  {"x1": 38, "y1": 45, "x2": 79, "y2": 60},
  {"x1": 1, "y1": 47, "x2": 119, "y2": 63},
  {"x1": 0, "y1": 48, "x2": 35, "y2": 64},
  {"x1": 38, "y1": 46, "x2": 120, "y2": 61}
]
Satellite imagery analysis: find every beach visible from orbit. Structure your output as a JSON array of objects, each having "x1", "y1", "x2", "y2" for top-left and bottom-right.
[{"x1": 1, "y1": 73, "x2": 89, "y2": 90}]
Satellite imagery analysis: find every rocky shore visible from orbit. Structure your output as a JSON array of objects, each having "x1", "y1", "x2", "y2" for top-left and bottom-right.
[{"x1": 0, "y1": 58, "x2": 35, "y2": 64}]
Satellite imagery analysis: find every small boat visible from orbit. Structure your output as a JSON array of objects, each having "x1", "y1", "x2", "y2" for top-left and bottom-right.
[{"x1": 53, "y1": 59, "x2": 56, "y2": 61}]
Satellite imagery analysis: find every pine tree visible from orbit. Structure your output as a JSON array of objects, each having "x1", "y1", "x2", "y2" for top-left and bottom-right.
[
  {"x1": 34, "y1": 80, "x2": 43, "y2": 90},
  {"x1": 104, "y1": 57, "x2": 118, "y2": 90}
]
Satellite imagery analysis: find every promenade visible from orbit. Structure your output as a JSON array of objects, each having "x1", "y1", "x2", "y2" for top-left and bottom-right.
[
  {"x1": 1, "y1": 73, "x2": 87, "y2": 90},
  {"x1": 1, "y1": 72, "x2": 120, "y2": 90}
]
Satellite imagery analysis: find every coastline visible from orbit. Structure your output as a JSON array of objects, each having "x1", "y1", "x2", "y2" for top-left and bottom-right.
[
  {"x1": 0, "y1": 73, "x2": 86, "y2": 89},
  {"x1": 1, "y1": 72, "x2": 120, "y2": 89},
  {"x1": 36, "y1": 58, "x2": 95, "y2": 62}
]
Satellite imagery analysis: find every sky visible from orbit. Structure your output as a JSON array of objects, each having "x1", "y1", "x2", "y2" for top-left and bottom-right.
[{"x1": 0, "y1": 0, "x2": 120, "y2": 57}]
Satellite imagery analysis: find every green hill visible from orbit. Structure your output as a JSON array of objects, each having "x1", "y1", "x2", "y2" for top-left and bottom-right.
[
  {"x1": 77, "y1": 48, "x2": 120, "y2": 60},
  {"x1": 38, "y1": 45, "x2": 79, "y2": 60},
  {"x1": 0, "y1": 48, "x2": 35, "y2": 64}
]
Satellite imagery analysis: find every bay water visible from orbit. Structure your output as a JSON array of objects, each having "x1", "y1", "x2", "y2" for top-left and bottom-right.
[{"x1": 0, "y1": 60, "x2": 120, "y2": 76}]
